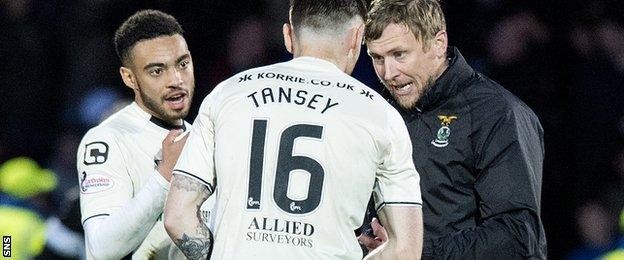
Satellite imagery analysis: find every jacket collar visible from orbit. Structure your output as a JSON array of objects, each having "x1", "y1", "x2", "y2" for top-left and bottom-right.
[{"x1": 411, "y1": 47, "x2": 475, "y2": 112}]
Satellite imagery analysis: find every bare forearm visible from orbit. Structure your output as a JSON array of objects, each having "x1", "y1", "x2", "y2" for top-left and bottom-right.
[
  {"x1": 364, "y1": 206, "x2": 423, "y2": 260},
  {"x1": 165, "y1": 174, "x2": 213, "y2": 259},
  {"x1": 364, "y1": 233, "x2": 421, "y2": 260},
  {"x1": 168, "y1": 221, "x2": 213, "y2": 260}
]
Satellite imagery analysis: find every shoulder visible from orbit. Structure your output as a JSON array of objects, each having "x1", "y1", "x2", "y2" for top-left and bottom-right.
[
  {"x1": 203, "y1": 63, "x2": 283, "y2": 102},
  {"x1": 454, "y1": 75, "x2": 543, "y2": 147},
  {"x1": 461, "y1": 73, "x2": 540, "y2": 125},
  {"x1": 82, "y1": 122, "x2": 122, "y2": 145},
  {"x1": 79, "y1": 105, "x2": 138, "y2": 149},
  {"x1": 219, "y1": 63, "x2": 283, "y2": 88},
  {"x1": 78, "y1": 124, "x2": 122, "y2": 165}
]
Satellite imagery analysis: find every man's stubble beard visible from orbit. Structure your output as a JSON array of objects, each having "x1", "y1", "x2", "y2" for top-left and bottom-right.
[
  {"x1": 137, "y1": 81, "x2": 192, "y2": 123},
  {"x1": 393, "y1": 76, "x2": 436, "y2": 111}
]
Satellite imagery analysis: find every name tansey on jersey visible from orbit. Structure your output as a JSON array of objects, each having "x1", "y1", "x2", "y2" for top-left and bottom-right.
[{"x1": 240, "y1": 71, "x2": 376, "y2": 114}]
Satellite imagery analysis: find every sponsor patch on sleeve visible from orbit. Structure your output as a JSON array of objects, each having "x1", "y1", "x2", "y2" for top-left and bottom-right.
[
  {"x1": 83, "y1": 141, "x2": 109, "y2": 165},
  {"x1": 80, "y1": 171, "x2": 115, "y2": 194}
]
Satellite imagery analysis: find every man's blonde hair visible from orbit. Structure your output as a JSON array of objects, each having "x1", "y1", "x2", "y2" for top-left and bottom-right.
[{"x1": 365, "y1": 0, "x2": 446, "y2": 50}]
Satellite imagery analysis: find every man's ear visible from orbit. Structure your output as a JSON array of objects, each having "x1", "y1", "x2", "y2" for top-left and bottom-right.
[
  {"x1": 282, "y1": 23, "x2": 294, "y2": 54},
  {"x1": 120, "y1": 66, "x2": 137, "y2": 91},
  {"x1": 433, "y1": 30, "x2": 448, "y2": 58},
  {"x1": 348, "y1": 23, "x2": 365, "y2": 55}
]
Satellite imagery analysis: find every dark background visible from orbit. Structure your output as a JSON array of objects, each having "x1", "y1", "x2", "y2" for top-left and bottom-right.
[{"x1": 1, "y1": 0, "x2": 624, "y2": 259}]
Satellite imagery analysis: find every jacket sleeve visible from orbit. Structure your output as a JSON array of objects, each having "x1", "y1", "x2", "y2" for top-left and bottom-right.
[{"x1": 425, "y1": 102, "x2": 547, "y2": 259}]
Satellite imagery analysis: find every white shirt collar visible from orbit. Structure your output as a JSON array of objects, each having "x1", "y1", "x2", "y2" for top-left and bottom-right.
[{"x1": 290, "y1": 56, "x2": 344, "y2": 74}]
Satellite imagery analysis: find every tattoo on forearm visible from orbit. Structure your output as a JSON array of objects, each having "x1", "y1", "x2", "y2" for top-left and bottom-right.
[
  {"x1": 175, "y1": 233, "x2": 212, "y2": 260},
  {"x1": 171, "y1": 175, "x2": 213, "y2": 259},
  {"x1": 172, "y1": 175, "x2": 212, "y2": 195},
  {"x1": 196, "y1": 202, "x2": 208, "y2": 236}
]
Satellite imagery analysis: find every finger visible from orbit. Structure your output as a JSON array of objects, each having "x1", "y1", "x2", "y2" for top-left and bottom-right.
[
  {"x1": 165, "y1": 129, "x2": 182, "y2": 140},
  {"x1": 370, "y1": 218, "x2": 388, "y2": 241},
  {"x1": 358, "y1": 234, "x2": 376, "y2": 247},
  {"x1": 358, "y1": 234, "x2": 383, "y2": 244},
  {"x1": 173, "y1": 131, "x2": 190, "y2": 143},
  {"x1": 359, "y1": 235, "x2": 384, "y2": 252},
  {"x1": 371, "y1": 218, "x2": 382, "y2": 233},
  {"x1": 164, "y1": 130, "x2": 184, "y2": 145}
]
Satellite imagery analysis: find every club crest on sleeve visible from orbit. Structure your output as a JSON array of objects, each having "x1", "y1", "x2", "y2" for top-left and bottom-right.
[
  {"x1": 84, "y1": 142, "x2": 109, "y2": 165},
  {"x1": 80, "y1": 171, "x2": 115, "y2": 194}
]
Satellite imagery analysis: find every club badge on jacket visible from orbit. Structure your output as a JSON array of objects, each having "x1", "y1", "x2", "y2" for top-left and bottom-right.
[{"x1": 432, "y1": 115, "x2": 458, "y2": 148}]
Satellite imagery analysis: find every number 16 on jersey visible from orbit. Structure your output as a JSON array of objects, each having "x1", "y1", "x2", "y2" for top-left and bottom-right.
[{"x1": 246, "y1": 119, "x2": 325, "y2": 215}]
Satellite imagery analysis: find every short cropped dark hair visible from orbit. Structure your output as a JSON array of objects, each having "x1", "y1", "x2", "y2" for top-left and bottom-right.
[
  {"x1": 114, "y1": 9, "x2": 184, "y2": 65},
  {"x1": 289, "y1": 0, "x2": 367, "y2": 35}
]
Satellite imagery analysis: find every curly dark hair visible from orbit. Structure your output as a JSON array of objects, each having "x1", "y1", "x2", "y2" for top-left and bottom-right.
[{"x1": 114, "y1": 9, "x2": 184, "y2": 65}]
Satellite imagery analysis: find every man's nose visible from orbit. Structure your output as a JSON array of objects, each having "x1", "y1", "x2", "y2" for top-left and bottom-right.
[
  {"x1": 168, "y1": 68, "x2": 184, "y2": 87},
  {"x1": 383, "y1": 60, "x2": 400, "y2": 82}
]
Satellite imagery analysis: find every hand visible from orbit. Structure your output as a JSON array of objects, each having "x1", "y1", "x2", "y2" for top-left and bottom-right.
[
  {"x1": 358, "y1": 217, "x2": 388, "y2": 252},
  {"x1": 157, "y1": 130, "x2": 189, "y2": 182}
]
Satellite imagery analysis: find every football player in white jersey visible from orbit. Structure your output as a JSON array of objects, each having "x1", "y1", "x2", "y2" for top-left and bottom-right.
[
  {"x1": 164, "y1": 0, "x2": 424, "y2": 259},
  {"x1": 77, "y1": 10, "x2": 213, "y2": 259}
]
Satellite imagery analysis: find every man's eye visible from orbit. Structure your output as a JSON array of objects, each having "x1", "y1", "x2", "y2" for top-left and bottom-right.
[
  {"x1": 150, "y1": 68, "x2": 163, "y2": 76},
  {"x1": 179, "y1": 60, "x2": 190, "y2": 69}
]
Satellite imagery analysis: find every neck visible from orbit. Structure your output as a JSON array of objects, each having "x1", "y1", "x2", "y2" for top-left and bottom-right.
[
  {"x1": 134, "y1": 100, "x2": 182, "y2": 126},
  {"x1": 293, "y1": 40, "x2": 350, "y2": 73},
  {"x1": 432, "y1": 56, "x2": 450, "y2": 81}
]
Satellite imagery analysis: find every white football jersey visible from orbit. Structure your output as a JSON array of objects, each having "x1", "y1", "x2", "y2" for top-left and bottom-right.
[
  {"x1": 77, "y1": 102, "x2": 214, "y2": 259},
  {"x1": 175, "y1": 57, "x2": 422, "y2": 260}
]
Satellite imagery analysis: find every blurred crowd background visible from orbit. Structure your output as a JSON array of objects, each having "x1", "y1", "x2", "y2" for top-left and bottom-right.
[{"x1": 1, "y1": 0, "x2": 624, "y2": 259}]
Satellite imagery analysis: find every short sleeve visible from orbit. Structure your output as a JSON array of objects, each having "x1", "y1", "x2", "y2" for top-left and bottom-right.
[
  {"x1": 373, "y1": 108, "x2": 422, "y2": 212},
  {"x1": 173, "y1": 96, "x2": 217, "y2": 192},
  {"x1": 77, "y1": 129, "x2": 133, "y2": 223}
]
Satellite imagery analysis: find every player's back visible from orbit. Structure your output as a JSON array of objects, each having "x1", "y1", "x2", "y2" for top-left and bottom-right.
[{"x1": 193, "y1": 57, "x2": 412, "y2": 259}]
